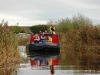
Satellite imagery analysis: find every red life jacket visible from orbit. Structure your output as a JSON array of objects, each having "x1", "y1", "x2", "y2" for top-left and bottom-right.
[
  {"x1": 30, "y1": 34, "x2": 34, "y2": 43},
  {"x1": 34, "y1": 35, "x2": 39, "y2": 39}
]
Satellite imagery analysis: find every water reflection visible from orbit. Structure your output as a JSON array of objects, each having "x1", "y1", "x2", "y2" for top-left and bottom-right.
[
  {"x1": 29, "y1": 55, "x2": 59, "y2": 69},
  {"x1": 28, "y1": 52, "x2": 60, "y2": 75}
]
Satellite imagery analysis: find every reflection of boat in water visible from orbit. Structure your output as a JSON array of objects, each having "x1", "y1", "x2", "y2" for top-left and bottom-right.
[
  {"x1": 26, "y1": 34, "x2": 60, "y2": 55},
  {"x1": 29, "y1": 55, "x2": 60, "y2": 70}
]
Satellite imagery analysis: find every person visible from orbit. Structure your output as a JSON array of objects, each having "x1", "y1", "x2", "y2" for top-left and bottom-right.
[
  {"x1": 48, "y1": 36, "x2": 52, "y2": 43},
  {"x1": 29, "y1": 32, "x2": 35, "y2": 43},
  {"x1": 38, "y1": 31, "x2": 42, "y2": 40},
  {"x1": 48, "y1": 59, "x2": 52, "y2": 66},
  {"x1": 44, "y1": 30, "x2": 48, "y2": 34},
  {"x1": 44, "y1": 30, "x2": 49, "y2": 41},
  {"x1": 50, "y1": 25, "x2": 56, "y2": 34},
  {"x1": 40, "y1": 33, "x2": 46, "y2": 43},
  {"x1": 39, "y1": 31, "x2": 42, "y2": 35},
  {"x1": 34, "y1": 33, "x2": 40, "y2": 43}
]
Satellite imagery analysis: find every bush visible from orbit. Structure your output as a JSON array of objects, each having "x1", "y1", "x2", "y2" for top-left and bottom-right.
[
  {"x1": 13, "y1": 26, "x2": 25, "y2": 33},
  {"x1": 55, "y1": 14, "x2": 92, "y2": 33}
]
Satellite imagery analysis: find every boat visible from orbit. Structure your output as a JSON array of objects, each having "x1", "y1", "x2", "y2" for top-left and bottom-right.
[{"x1": 26, "y1": 34, "x2": 60, "y2": 55}]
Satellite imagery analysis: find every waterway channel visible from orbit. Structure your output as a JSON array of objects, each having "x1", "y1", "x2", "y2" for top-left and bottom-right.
[{"x1": 17, "y1": 46, "x2": 100, "y2": 75}]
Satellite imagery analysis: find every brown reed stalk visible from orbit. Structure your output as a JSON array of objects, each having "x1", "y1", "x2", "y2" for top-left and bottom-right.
[
  {"x1": 0, "y1": 21, "x2": 20, "y2": 75},
  {"x1": 58, "y1": 25, "x2": 100, "y2": 70}
]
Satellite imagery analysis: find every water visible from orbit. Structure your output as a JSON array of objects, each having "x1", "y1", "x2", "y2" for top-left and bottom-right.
[{"x1": 17, "y1": 46, "x2": 100, "y2": 75}]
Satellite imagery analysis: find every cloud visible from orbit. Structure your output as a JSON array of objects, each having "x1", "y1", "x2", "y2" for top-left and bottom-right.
[
  {"x1": 0, "y1": 0, "x2": 100, "y2": 26},
  {"x1": 0, "y1": 12, "x2": 47, "y2": 26}
]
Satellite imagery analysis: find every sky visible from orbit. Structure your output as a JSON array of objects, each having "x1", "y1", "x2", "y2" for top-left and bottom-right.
[{"x1": 0, "y1": 0, "x2": 100, "y2": 26}]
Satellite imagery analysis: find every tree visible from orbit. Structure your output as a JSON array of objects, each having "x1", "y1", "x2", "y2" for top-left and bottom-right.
[
  {"x1": 72, "y1": 14, "x2": 92, "y2": 29},
  {"x1": 13, "y1": 26, "x2": 25, "y2": 33},
  {"x1": 30, "y1": 24, "x2": 49, "y2": 34},
  {"x1": 55, "y1": 14, "x2": 93, "y2": 33}
]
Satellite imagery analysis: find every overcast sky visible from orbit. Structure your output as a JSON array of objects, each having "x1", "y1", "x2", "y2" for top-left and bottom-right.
[{"x1": 0, "y1": 0, "x2": 100, "y2": 26}]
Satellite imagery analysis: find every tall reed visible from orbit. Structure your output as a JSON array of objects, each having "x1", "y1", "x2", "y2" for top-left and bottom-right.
[
  {"x1": 0, "y1": 21, "x2": 20, "y2": 75},
  {"x1": 58, "y1": 25, "x2": 100, "y2": 70}
]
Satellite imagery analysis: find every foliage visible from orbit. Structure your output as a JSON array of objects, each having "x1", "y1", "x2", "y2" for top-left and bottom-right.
[
  {"x1": 55, "y1": 18, "x2": 73, "y2": 33},
  {"x1": 55, "y1": 14, "x2": 92, "y2": 33},
  {"x1": 72, "y1": 14, "x2": 92, "y2": 28},
  {"x1": 13, "y1": 26, "x2": 25, "y2": 33},
  {"x1": 30, "y1": 24, "x2": 49, "y2": 33}
]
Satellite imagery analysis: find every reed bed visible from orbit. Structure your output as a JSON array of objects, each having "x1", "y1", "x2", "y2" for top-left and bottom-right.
[
  {"x1": 58, "y1": 25, "x2": 100, "y2": 70},
  {"x1": 0, "y1": 23, "x2": 20, "y2": 75},
  {"x1": 18, "y1": 37, "x2": 29, "y2": 45}
]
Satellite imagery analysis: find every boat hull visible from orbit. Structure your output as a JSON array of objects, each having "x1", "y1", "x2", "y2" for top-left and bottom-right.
[{"x1": 26, "y1": 42, "x2": 60, "y2": 55}]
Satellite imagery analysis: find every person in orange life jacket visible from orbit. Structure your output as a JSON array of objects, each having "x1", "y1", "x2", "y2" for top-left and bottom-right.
[
  {"x1": 50, "y1": 25, "x2": 55, "y2": 34},
  {"x1": 40, "y1": 32, "x2": 46, "y2": 43},
  {"x1": 34, "y1": 33, "x2": 40, "y2": 43},
  {"x1": 48, "y1": 36, "x2": 52, "y2": 43}
]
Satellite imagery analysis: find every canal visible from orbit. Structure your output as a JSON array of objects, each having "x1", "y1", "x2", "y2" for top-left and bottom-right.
[{"x1": 17, "y1": 46, "x2": 100, "y2": 75}]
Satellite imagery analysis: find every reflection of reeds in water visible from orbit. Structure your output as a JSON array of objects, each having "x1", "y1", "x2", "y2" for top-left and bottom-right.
[
  {"x1": 58, "y1": 25, "x2": 100, "y2": 71},
  {"x1": 0, "y1": 22, "x2": 20, "y2": 75}
]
